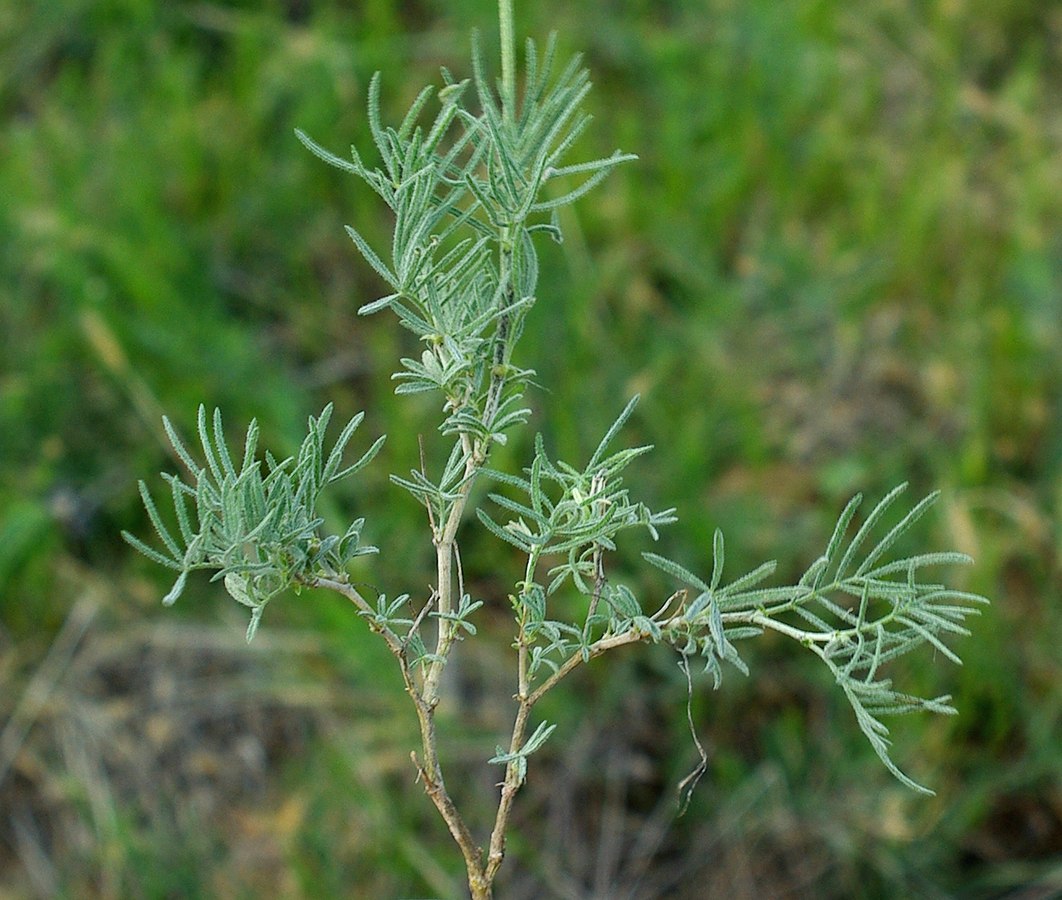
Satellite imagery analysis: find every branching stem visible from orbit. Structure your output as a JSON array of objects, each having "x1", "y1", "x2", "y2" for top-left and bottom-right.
[
  {"x1": 422, "y1": 454, "x2": 479, "y2": 706},
  {"x1": 122, "y1": 0, "x2": 985, "y2": 887}
]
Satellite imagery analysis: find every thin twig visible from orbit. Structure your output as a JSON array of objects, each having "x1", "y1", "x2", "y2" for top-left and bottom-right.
[
  {"x1": 676, "y1": 654, "x2": 708, "y2": 814},
  {"x1": 407, "y1": 588, "x2": 438, "y2": 650}
]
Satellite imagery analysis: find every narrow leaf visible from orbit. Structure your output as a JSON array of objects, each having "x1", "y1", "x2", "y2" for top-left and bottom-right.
[
  {"x1": 138, "y1": 481, "x2": 182, "y2": 560},
  {"x1": 642, "y1": 552, "x2": 710, "y2": 592},
  {"x1": 855, "y1": 491, "x2": 940, "y2": 577},
  {"x1": 710, "y1": 529, "x2": 725, "y2": 591},
  {"x1": 344, "y1": 225, "x2": 398, "y2": 288},
  {"x1": 588, "y1": 395, "x2": 640, "y2": 468},
  {"x1": 836, "y1": 484, "x2": 907, "y2": 580},
  {"x1": 294, "y1": 128, "x2": 361, "y2": 175}
]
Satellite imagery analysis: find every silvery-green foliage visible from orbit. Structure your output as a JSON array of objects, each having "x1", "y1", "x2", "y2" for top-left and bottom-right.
[
  {"x1": 644, "y1": 484, "x2": 987, "y2": 792},
  {"x1": 477, "y1": 396, "x2": 678, "y2": 674},
  {"x1": 479, "y1": 398, "x2": 985, "y2": 791},
  {"x1": 123, "y1": 405, "x2": 384, "y2": 640},
  {"x1": 294, "y1": 33, "x2": 635, "y2": 460},
  {"x1": 488, "y1": 720, "x2": 557, "y2": 786},
  {"x1": 126, "y1": 15, "x2": 987, "y2": 892}
]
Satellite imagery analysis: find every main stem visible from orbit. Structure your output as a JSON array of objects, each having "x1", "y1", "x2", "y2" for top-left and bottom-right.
[
  {"x1": 422, "y1": 446, "x2": 477, "y2": 707},
  {"x1": 413, "y1": 6, "x2": 522, "y2": 895},
  {"x1": 499, "y1": 0, "x2": 516, "y2": 121}
]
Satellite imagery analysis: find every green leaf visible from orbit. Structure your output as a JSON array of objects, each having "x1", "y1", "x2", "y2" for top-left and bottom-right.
[
  {"x1": 122, "y1": 530, "x2": 182, "y2": 571},
  {"x1": 137, "y1": 481, "x2": 181, "y2": 562},
  {"x1": 358, "y1": 293, "x2": 400, "y2": 316},
  {"x1": 609, "y1": 584, "x2": 642, "y2": 619},
  {"x1": 488, "y1": 492, "x2": 549, "y2": 529},
  {"x1": 163, "y1": 414, "x2": 199, "y2": 474},
  {"x1": 642, "y1": 552, "x2": 710, "y2": 592},
  {"x1": 836, "y1": 483, "x2": 907, "y2": 579},
  {"x1": 709, "y1": 528, "x2": 724, "y2": 591},
  {"x1": 294, "y1": 128, "x2": 361, "y2": 175},
  {"x1": 476, "y1": 508, "x2": 535, "y2": 551},
  {"x1": 587, "y1": 395, "x2": 640, "y2": 469},
  {"x1": 163, "y1": 474, "x2": 195, "y2": 545},
  {"x1": 162, "y1": 570, "x2": 188, "y2": 606},
  {"x1": 197, "y1": 405, "x2": 224, "y2": 484},
  {"x1": 821, "y1": 493, "x2": 863, "y2": 575},
  {"x1": 396, "y1": 84, "x2": 435, "y2": 141},
  {"x1": 854, "y1": 491, "x2": 940, "y2": 577},
  {"x1": 344, "y1": 225, "x2": 398, "y2": 289},
  {"x1": 717, "y1": 560, "x2": 777, "y2": 599}
]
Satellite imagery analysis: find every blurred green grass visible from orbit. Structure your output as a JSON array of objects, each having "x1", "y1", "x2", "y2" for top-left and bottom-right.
[{"x1": 2, "y1": 0, "x2": 1060, "y2": 896}]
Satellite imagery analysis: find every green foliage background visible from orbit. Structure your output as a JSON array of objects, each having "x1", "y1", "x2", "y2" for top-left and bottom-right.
[{"x1": 2, "y1": 0, "x2": 1060, "y2": 896}]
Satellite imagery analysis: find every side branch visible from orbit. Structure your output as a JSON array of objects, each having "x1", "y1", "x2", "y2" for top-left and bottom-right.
[
  {"x1": 529, "y1": 629, "x2": 644, "y2": 705},
  {"x1": 484, "y1": 699, "x2": 532, "y2": 881},
  {"x1": 306, "y1": 575, "x2": 405, "y2": 656},
  {"x1": 313, "y1": 574, "x2": 487, "y2": 886},
  {"x1": 484, "y1": 625, "x2": 647, "y2": 882}
]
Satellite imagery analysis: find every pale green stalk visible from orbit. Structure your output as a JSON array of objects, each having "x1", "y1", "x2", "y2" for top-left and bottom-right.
[{"x1": 499, "y1": 0, "x2": 516, "y2": 120}]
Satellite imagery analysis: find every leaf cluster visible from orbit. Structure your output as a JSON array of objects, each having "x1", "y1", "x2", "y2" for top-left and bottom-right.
[
  {"x1": 359, "y1": 591, "x2": 484, "y2": 670},
  {"x1": 295, "y1": 34, "x2": 634, "y2": 451},
  {"x1": 479, "y1": 398, "x2": 674, "y2": 561},
  {"x1": 646, "y1": 484, "x2": 987, "y2": 792},
  {"x1": 488, "y1": 720, "x2": 557, "y2": 786},
  {"x1": 123, "y1": 405, "x2": 384, "y2": 640},
  {"x1": 123, "y1": 15, "x2": 988, "y2": 816},
  {"x1": 479, "y1": 398, "x2": 677, "y2": 678}
]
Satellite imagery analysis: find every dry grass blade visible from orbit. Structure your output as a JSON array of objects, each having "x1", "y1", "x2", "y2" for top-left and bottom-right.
[{"x1": 0, "y1": 594, "x2": 98, "y2": 791}]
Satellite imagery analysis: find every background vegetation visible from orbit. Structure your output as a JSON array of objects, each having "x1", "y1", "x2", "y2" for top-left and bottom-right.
[{"x1": 2, "y1": 0, "x2": 1060, "y2": 896}]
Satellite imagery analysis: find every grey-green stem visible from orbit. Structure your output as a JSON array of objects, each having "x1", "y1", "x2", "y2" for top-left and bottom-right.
[{"x1": 498, "y1": 0, "x2": 516, "y2": 121}]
